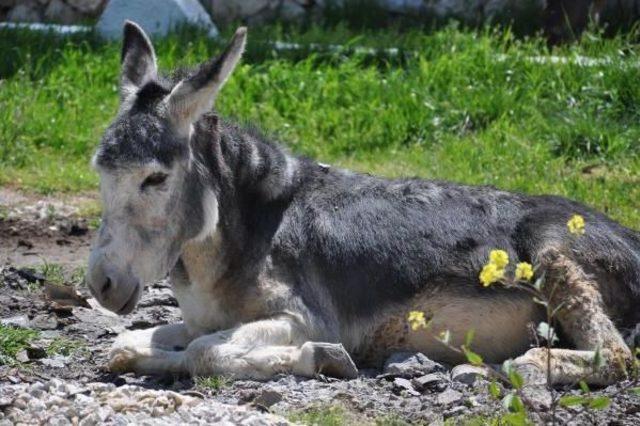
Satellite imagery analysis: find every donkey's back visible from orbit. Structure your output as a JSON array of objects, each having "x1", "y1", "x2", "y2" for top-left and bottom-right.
[{"x1": 271, "y1": 166, "x2": 640, "y2": 365}]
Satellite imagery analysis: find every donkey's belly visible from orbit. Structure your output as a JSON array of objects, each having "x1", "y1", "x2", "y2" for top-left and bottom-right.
[{"x1": 350, "y1": 291, "x2": 543, "y2": 367}]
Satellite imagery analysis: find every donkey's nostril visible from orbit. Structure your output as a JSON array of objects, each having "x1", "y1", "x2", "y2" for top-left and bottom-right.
[{"x1": 101, "y1": 276, "x2": 112, "y2": 295}]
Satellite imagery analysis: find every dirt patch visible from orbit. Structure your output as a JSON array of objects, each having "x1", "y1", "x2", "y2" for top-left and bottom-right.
[{"x1": 0, "y1": 188, "x2": 96, "y2": 268}]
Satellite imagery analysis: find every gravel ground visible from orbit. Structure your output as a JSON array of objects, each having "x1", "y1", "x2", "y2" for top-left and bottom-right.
[{"x1": 1, "y1": 194, "x2": 640, "y2": 425}]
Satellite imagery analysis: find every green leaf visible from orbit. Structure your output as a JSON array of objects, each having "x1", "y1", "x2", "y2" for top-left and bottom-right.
[
  {"x1": 579, "y1": 380, "x2": 590, "y2": 394},
  {"x1": 592, "y1": 344, "x2": 606, "y2": 370},
  {"x1": 587, "y1": 396, "x2": 611, "y2": 410},
  {"x1": 465, "y1": 329, "x2": 475, "y2": 347},
  {"x1": 532, "y1": 297, "x2": 548, "y2": 307},
  {"x1": 462, "y1": 346, "x2": 483, "y2": 366},
  {"x1": 438, "y1": 330, "x2": 451, "y2": 345},
  {"x1": 508, "y1": 369, "x2": 524, "y2": 390},
  {"x1": 629, "y1": 387, "x2": 640, "y2": 396},
  {"x1": 502, "y1": 393, "x2": 514, "y2": 411},
  {"x1": 533, "y1": 275, "x2": 545, "y2": 292},
  {"x1": 502, "y1": 412, "x2": 529, "y2": 426},
  {"x1": 502, "y1": 359, "x2": 514, "y2": 375},
  {"x1": 559, "y1": 395, "x2": 586, "y2": 407},
  {"x1": 510, "y1": 395, "x2": 526, "y2": 414},
  {"x1": 489, "y1": 381, "x2": 501, "y2": 399},
  {"x1": 536, "y1": 322, "x2": 558, "y2": 345}
]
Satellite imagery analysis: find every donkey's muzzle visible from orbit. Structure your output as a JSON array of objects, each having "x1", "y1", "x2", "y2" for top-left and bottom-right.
[{"x1": 86, "y1": 254, "x2": 141, "y2": 315}]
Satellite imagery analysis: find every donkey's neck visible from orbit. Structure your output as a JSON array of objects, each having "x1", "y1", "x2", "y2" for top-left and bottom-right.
[{"x1": 175, "y1": 116, "x2": 301, "y2": 294}]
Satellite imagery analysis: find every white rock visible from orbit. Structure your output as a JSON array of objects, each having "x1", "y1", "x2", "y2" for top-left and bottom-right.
[{"x1": 96, "y1": 0, "x2": 219, "y2": 40}]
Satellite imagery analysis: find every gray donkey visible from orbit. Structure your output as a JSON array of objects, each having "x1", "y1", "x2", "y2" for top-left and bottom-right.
[{"x1": 86, "y1": 22, "x2": 640, "y2": 386}]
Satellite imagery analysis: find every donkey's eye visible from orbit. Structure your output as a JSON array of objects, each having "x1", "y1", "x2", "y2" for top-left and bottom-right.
[{"x1": 141, "y1": 172, "x2": 168, "y2": 190}]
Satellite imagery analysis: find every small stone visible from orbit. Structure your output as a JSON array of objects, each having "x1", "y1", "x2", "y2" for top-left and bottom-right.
[
  {"x1": 30, "y1": 314, "x2": 58, "y2": 330},
  {"x1": 382, "y1": 352, "x2": 445, "y2": 378},
  {"x1": 12, "y1": 397, "x2": 27, "y2": 410},
  {"x1": 443, "y1": 405, "x2": 468, "y2": 418},
  {"x1": 79, "y1": 412, "x2": 100, "y2": 426},
  {"x1": 393, "y1": 377, "x2": 420, "y2": 396},
  {"x1": 451, "y1": 363, "x2": 490, "y2": 386},
  {"x1": 253, "y1": 389, "x2": 282, "y2": 407},
  {"x1": 412, "y1": 373, "x2": 448, "y2": 392},
  {"x1": 437, "y1": 389, "x2": 463, "y2": 406},
  {"x1": 0, "y1": 315, "x2": 30, "y2": 328},
  {"x1": 15, "y1": 349, "x2": 30, "y2": 363},
  {"x1": 40, "y1": 355, "x2": 67, "y2": 368},
  {"x1": 26, "y1": 345, "x2": 48, "y2": 360}
]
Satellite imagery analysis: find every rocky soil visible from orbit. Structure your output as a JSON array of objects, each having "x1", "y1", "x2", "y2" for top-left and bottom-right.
[{"x1": 1, "y1": 191, "x2": 640, "y2": 425}]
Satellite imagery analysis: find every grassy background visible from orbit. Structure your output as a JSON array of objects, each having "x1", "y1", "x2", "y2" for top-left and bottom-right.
[{"x1": 0, "y1": 25, "x2": 638, "y2": 228}]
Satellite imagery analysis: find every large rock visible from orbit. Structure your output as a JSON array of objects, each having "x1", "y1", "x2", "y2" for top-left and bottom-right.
[
  {"x1": 208, "y1": 0, "x2": 309, "y2": 26},
  {"x1": 44, "y1": 0, "x2": 79, "y2": 25},
  {"x1": 6, "y1": 0, "x2": 43, "y2": 22},
  {"x1": 66, "y1": 0, "x2": 105, "y2": 14},
  {"x1": 96, "y1": 0, "x2": 219, "y2": 39}
]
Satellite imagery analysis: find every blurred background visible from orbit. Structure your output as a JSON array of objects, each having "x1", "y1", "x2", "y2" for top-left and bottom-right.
[{"x1": 0, "y1": 0, "x2": 639, "y2": 231}]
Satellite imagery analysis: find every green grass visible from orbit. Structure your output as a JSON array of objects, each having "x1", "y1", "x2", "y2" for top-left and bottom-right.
[
  {"x1": 0, "y1": 324, "x2": 39, "y2": 365},
  {"x1": 46, "y1": 336, "x2": 86, "y2": 357},
  {"x1": 0, "y1": 25, "x2": 638, "y2": 228},
  {"x1": 0, "y1": 325, "x2": 86, "y2": 365},
  {"x1": 288, "y1": 405, "x2": 415, "y2": 426},
  {"x1": 288, "y1": 406, "x2": 351, "y2": 426},
  {"x1": 37, "y1": 262, "x2": 86, "y2": 287},
  {"x1": 194, "y1": 375, "x2": 230, "y2": 392}
]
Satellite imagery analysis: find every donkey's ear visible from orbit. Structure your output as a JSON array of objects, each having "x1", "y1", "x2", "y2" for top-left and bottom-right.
[
  {"x1": 167, "y1": 27, "x2": 247, "y2": 133},
  {"x1": 120, "y1": 21, "x2": 157, "y2": 100}
]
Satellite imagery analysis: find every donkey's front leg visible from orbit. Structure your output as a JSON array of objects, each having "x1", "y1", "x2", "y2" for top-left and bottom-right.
[
  {"x1": 109, "y1": 316, "x2": 358, "y2": 380},
  {"x1": 109, "y1": 323, "x2": 194, "y2": 374}
]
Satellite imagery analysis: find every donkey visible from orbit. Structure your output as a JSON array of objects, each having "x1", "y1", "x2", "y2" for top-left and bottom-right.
[{"x1": 86, "y1": 22, "x2": 640, "y2": 387}]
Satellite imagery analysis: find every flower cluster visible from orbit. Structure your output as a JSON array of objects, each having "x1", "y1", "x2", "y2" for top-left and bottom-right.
[
  {"x1": 479, "y1": 249, "x2": 508, "y2": 287},
  {"x1": 568, "y1": 214, "x2": 586, "y2": 235},
  {"x1": 479, "y1": 249, "x2": 534, "y2": 287},
  {"x1": 407, "y1": 310, "x2": 427, "y2": 331},
  {"x1": 515, "y1": 262, "x2": 534, "y2": 281}
]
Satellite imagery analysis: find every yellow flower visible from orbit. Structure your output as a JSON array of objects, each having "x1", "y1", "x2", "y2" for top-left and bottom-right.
[
  {"x1": 489, "y1": 250, "x2": 509, "y2": 269},
  {"x1": 515, "y1": 262, "x2": 534, "y2": 281},
  {"x1": 407, "y1": 311, "x2": 427, "y2": 331},
  {"x1": 479, "y1": 263, "x2": 505, "y2": 287},
  {"x1": 567, "y1": 214, "x2": 585, "y2": 235}
]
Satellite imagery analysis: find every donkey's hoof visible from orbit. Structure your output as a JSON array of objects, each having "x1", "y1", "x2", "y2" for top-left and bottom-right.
[
  {"x1": 301, "y1": 342, "x2": 358, "y2": 379},
  {"x1": 512, "y1": 349, "x2": 548, "y2": 387},
  {"x1": 108, "y1": 348, "x2": 137, "y2": 373}
]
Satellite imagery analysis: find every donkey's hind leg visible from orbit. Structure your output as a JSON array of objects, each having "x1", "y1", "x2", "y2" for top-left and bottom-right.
[{"x1": 513, "y1": 249, "x2": 632, "y2": 387}]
